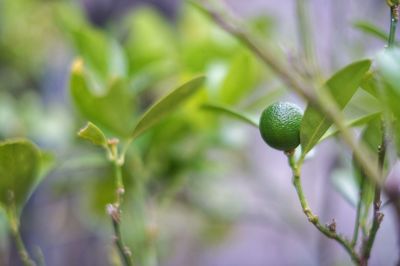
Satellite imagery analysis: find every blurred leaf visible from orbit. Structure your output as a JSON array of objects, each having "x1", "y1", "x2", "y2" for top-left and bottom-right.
[
  {"x1": 109, "y1": 40, "x2": 128, "y2": 78},
  {"x1": 78, "y1": 122, "x2": 107, "y2": 147},
  {"x1": 353, "y1": 20, "x2": 388, "y2": 42},
  {"x1": 201, "y1": 103, "x2": 258, "y2": 128},
  {"x1": 361, "y1": 72, "x2": 379, "y2": 98},
  {"x1": 0, "y1": 93, "x2": 19, "y2": 137},
  {"x1": 243, "y1": 87, "x2": 286, "y2": 111},
  {"x1": 130, "y1": 61, "x2": 177, "y2": 94},
  {"x1": 376, "y1": 49, "x2": 400, "y2": 90},
  {"x1": 56, "y1": 3, "x2": 128, "y2": 83},
  {"x1": 376, "y1": 48, "x2": 400, "y2": 152},
  {"x1": 345, "y1": 89, "x2": 382, "y2": 117},
  {"x1": 56, "y1": 153, "x2": 107, "y2": 174},
  {"x1": 321, "y1": 111, "x2": 381, "y2": 142},
  {"x1": 124, "y1": 8, "x2": 177, "y2": 75},
  {"x1": 248, "y1": 15, "x2": 274, "y2": 37},
  {"x1": 331, "y1": 168, "x2": 359, "y2": 207},
  {"x1": 132, "y1": 76, "x2": 206, "y2": 140},
  {"x1": 353, "y1": 118, "x2": 382, "y2": 212},
  {"x1": 83, "y1": 165, "x2": 115, "y2": 219},
  {"x1": 331, "y1": 115, "x2": 380, "y2": 209},
  {"x1": 0, "y1": 139, "x2": 44, "y2": 213},
  {"x1": 179, "y1": 4, "x2": 238, "y2": 72},
  {"x1": 1, "y1": 0, "x2": 57, "y2": 77},
  {"x1": 56, "y1": 4, "x2": 110, "y2": 80},
  {"x1": 39, "y1": 151, "x2": 55, "y2": 180},
  {"x1": 218, "y1": 51, "x2": 259, "y2": 104},
  {"x1": 300, "y1": 60, "x2": 371, "y2": 156},
  {"x1": 69, "y1": 59, "x2": 135, "y2": 138}
]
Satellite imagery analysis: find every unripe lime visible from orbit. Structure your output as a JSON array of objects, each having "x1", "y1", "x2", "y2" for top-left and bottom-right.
[{"x1": 259, "y1": 102, "x2": 303, "y2": 152}]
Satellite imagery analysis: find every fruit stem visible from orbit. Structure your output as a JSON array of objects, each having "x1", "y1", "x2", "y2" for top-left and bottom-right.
[
  {"x1": 286, "y1": 153, "x2": 361, "y2": 264},
  {"x1": 7, "y1": 202, "x2": 36, "y2": 266}
]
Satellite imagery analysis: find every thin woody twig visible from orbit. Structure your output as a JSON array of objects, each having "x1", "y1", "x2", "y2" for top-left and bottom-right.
[
  {"x1": 287, "y1": 153, "x2": 361, "y2": 264},
  {"x1": 106, "y1": 140, "x2": 133, "y2": 266},
  {"x1": 107, "y1": 203, "x2": 133, "y2": 266},
  {"x1": 360, "y1": 123, "x2": 386, "y2": 265}
]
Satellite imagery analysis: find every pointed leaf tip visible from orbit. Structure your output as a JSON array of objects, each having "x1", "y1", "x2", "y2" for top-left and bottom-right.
[
  {"x1": 201, "y1": 103, "x2": 259, "y2": 128},
  {"x1": 131, "y1": 76, "x2": 206, "y2": 140}
]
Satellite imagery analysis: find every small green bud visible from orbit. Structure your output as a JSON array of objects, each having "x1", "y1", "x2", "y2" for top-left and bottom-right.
[{"x1": 78, "y1": 122, "x2": 107, "y2": 147}]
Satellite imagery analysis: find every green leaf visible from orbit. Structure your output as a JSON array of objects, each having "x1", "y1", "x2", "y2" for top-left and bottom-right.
[
  {"x1": 56, "y1": 4, "x2": 121, "y2": 81},
  {"x1": 0, "y1": 139, "x2": 43, "y2": 213},
  {"x1": 39, "y1": 151, "x2": 55, "y2": 180},
  {"x1": 331, "y1": 168, "x2": 359, "y2": 207},
  {"x1": 300, "y1": 59, "x2": 371, "y2": 156},
  {"x1": 248, "y1": 15, "x2": 274, "y2": 37},
  {"x1": 124, "y1": 8, "x2": 177, "y2": 75},
  {"x1": 69, "y1": 59, "x2": 135, "y2": 137},
  {"x1": 353, "y1": 20, "x2": 388, "y2": 42},
  {"x1": 131, "y1": 76, "x2": 205, "y2": 140},
  {"x1": 109, "y1": 40, "x2": 127, "y2": 78},
  {"x1": 179, "y1": 4, "x2": 238, "y2": 72},
  {"x1": 243, "y1": 87, "x2": 286, "y2": 111},
  {"x1": 376, "y1": 48, "x2": 400, "y2": 153},
  {"x1": 353, "y1": 118, "x2": 382, "y2": 212},
  {"x1": 376, "y1": 49, "x2": 400, "y2": 90},
  {"x1": 360, "y1": 72, "x2": 379, "y2": 98},
  {"x1": 78, "y1": 122, "x2": 107, "y2": 147},
  {"x1": 218, "y1": 51, "x2": 259, "y2": 104},
  {"x1": 320, "y1": 112, "x2": 381, "y2": 142},
  {"x1": 331, "y1": 116, "x2": 381, "y2": 209},
  {"x1": 201, "y1": 103, "x2": 258, "y2": 128}
]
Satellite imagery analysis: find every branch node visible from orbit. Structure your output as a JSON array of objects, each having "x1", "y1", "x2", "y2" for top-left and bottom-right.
[
  {"x1": 375, "y1": 200, "x2": 382, "y2": 210},
  {"x1": 106, "y1": 204, "x2": 121, "y2": 223},
  {"x1": 326, "y1": 219, "x2": 337, "y2": 233},
  {"x1": 117, "y1": 187, "x2": 125, "y2": 196},
  {"x1": 123, "y1": 246, "x2": 132, "y2": 257},
  {"x1": 377, "y1": 212, "x2": 384, "y2": 223}
]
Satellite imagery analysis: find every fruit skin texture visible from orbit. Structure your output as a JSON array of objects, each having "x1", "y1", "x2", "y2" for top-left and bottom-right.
[{"x1": 259, "y1": 102, "x2": 303, "y2": 151}]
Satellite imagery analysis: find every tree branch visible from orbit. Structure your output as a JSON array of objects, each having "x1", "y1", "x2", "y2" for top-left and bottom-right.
[
  {"x1": 360, "y1": 123, "x2": 386, "y2": 265},
  {"x1": 106, "y1": 139, "x2": 133, "y2": 266},
  {"x1": 287, "y1": 153, "x2": 360, "y2": 264}
]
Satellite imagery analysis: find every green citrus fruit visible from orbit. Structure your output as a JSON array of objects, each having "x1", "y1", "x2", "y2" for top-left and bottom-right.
[{"x1": 259, "y1": 102, "x2": 303, "y2": 151}]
